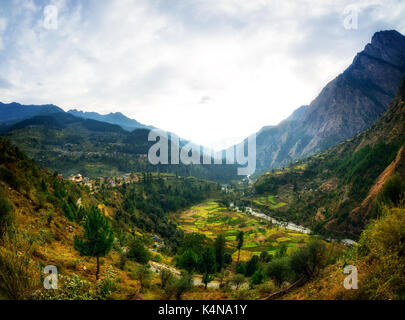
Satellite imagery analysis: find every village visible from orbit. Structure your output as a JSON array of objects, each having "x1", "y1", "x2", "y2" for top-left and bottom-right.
[{"x1": 66, "y1": 172, "x2": 141, "y2": 190}]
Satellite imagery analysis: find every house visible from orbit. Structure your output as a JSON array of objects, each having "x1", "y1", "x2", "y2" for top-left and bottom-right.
[{"x1": 68, "y1": 174, "x2": 83, "y2": 183}]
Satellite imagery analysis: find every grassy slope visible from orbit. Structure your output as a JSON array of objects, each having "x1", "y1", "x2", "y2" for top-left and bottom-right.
[
  {"x1": 284, "y1": 205, "x2": 405, "y2": 300},
  {"x1": 0, "y1": 137, "x2": 219, "y2": 300}
]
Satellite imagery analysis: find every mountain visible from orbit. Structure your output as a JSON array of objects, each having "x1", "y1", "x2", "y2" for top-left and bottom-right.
[
  {"x1": 1, "y1": 112, "x2": 238, "y2": 182},
  {"x1": 252, "y1": 75, "x2": 405, "y2": 237},
  {"x1": 0, "y1": 102, "x2": 151, "y2": 133},
  {"x1": 0, "y1": 102, "x2": 64, "y2": 126},
  {"x1": 68, "y1": 109, "x2": 151, "y2": 131},
  {"x1": 284, "y1": 105, "x2": 309, "y2": 122},
  {"x1": 248, "y1": 30, "x2": 405, "y2": 172}
]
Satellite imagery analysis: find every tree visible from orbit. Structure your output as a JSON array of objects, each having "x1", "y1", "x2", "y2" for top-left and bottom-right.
[
  {"x1": 128, "y1": 238, "x2": 151, "y2": 265},
  {"x1": 165, "y1": 272, "x2": 193, "y2": 300},
  {"x1": 250, "y1": 268, "x2": 265, "y2": 286},
  {"x1": 236, "y1": 231, "x2": 244, "y2": 265},
  {"x1": 62, "y1": 200, "x2": 75, "y2": 221},
  {"x1": 275, "y1": 243, "x2": 287, "y2": 258},
  {"x1": 218, "y1": 268, "x2": 229, "y2": 287},
  {"x1": 260, "y1": 250, "x2": 272, "y2": 263},
  {"x1": 224, "y1": 252, "x2": 233, "y2": 266},
  {"x1": 180, "y1": 233, "x2": 207, "y2": 256},
  {"x1": 289, "y1": 240, "x2": 326, "y2": 279},
  {"x1": 265, "y1": 257, "x2": 290, "y2": 286},
  {"x1": 177, "y1": 249, "x2": 198, "y2": 273},
  {"x1": 74, "y1": 207, "x2": 114, "y2": 280},
  {"x1": 245, "y1": 255, "x2": 259, "y2": 277},
  {"x1": 236, "y1": 262, "x2": 246, "y2": 275},
  {"x1": 231, "y1": 274, "x2": 245, "y2": 290},
  {"x1": 214, "y1": 234, "x2": 226, "y2": 271},
  {"x1": 199, "y1": 246, "x2": 216, "y2": 289},
  {"x1": 133, "y1": 265, "x2": 152, "y2": 293},
  {"x1": 160, "y1": 269, "x2": 175, "y2": 289}
]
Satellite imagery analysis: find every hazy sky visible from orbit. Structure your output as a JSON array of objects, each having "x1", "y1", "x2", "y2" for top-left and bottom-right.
[{"x1": 0, "y1": 0, "x2": 404, "y2": 149}]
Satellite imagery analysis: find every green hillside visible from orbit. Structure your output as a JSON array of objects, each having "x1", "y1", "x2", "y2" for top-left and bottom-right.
[
  {"x1": 253, "y1": 77, "x2": 405, "y2": 238},
  {"x1": 2, "y1": 112, "x2": 238, "y2": 183}
]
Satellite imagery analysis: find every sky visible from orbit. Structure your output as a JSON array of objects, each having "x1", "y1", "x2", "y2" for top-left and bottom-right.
[{"x1": 0, "y1": 0, "x2": 404, "y2": 150}]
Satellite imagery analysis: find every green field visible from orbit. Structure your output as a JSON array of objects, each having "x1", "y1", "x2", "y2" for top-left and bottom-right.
[
  {"x1": 253, "y1": 195, "x2": 287, "y2": 209},
  {"x1": 175, "y1": 200, "x2": 310, "y2": 262}
]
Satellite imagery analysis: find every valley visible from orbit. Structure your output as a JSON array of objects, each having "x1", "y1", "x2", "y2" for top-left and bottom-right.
[
  {"x1": 0, "y1": 29, "x2": 404, "y2": 301},
  {"x1": 175, "y1": 200, "x2": 312, "y2": 262}
]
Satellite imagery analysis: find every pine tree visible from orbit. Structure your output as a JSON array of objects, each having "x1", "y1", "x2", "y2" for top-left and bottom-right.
[
  {"x1": 199, "y1": 246, "x2": 216, "y2": 289},
  {"x1": 214, "y1": 234, "x2": 226, "y2": 272},
  {"x1": 236, "y1": 231, "x2": 244, "y2": 265},
  {"x1": 74, "y1": 207, "x2": 114, "y2": 280}
]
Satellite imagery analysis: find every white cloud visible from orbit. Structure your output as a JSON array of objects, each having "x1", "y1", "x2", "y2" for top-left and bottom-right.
[
  {"x1": 0, "y1": 0, "x2": 404, "y2": 149},
  {"x1": 0, "y1": 18, "x2": 7, "y2": 50}
]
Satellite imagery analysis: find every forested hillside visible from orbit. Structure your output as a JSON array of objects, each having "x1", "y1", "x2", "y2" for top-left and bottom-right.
[
  {"x1": 1, "y1": 112, "x2": 238, "y2": 183},
  {"x1": 0, "y1": 137, "x2": 218, "y2": 299},
  {"x1": 253, "y1": 76, "x2": 405, "y2": 237}
]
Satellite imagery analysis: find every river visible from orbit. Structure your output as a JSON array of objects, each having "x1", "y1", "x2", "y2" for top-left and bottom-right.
[{"x1": 231, "y1": 204, "x2": 356, "y2": 245}]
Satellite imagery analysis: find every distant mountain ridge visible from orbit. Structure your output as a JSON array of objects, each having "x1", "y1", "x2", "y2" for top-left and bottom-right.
[
  {"x1": 1, "y1": 111, "x2": 238, "y2": 182},
  {"x1": 0, "y1": 101, "x2": 150, "y2": 132},
  {"x1": 68, "y1": 109, "x2": 151, "y2": 131},
  {"x1": 245, "y1": 30, "x2": 405, "y2": 172},
  {"x1": 0, "y1": 102, "x2": 63, "y2": 125}
]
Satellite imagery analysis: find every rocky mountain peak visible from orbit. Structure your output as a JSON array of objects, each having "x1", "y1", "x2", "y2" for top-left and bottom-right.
[{"x1": 363, "y1": 30, "x2": 405, "y2": 68}]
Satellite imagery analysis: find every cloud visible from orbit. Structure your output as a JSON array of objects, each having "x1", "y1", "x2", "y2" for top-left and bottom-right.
[
  {"x1": 0, "y1": 17, "x2": 7, "y2": 50},
  {"x1": 0, "y1": 0, "x2": 404, "y2": 148},
  {"x1": 0, "y1": 77, "x2": 12, "y2": 89},
  {"x1": 199, "y1": 96, "x2": 211, "y2": 104}
]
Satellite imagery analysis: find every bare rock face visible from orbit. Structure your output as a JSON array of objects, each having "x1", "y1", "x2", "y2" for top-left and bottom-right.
[{"x1": 252, "y1": 30, "x2": 405, "y2": 171}]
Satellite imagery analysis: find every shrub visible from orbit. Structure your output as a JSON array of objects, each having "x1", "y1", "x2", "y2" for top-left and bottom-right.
[
  {"x1": 232, "y1": 287, "x2": 258, "y2": 300},
  {"x1": 0, "y1": 234, "x2": 38, "y2": 299},
  {"x1": 177, "y1": 249, "x2": 198, "y2": 272},
  {"x1": 0, "y1": 195, "x2": 13, "y2": 237},
  {"x1": 355, "y1": 206, "x2": 405, "y2": 299},
  {"x1": 260, "y1": 250, "x2": 272, "y2": 263},
  {"x1": 132, "y1": 265, "x2": 152, "y2": 293},
  {"x1": 377, "y1": 174, "x2": 405, "y2": 207},
  {"x1": 231, "y1": 273, "x2": 245, "y2": 289},
  {"x1": 236, "y1": 262, "x2": 246, "y2": 275},
  {"x1": 245, "y1": 255, "x2": 259, "y2": 277},
  {"x1": 117, "y1": 252, "x2": 127, "y2": 270},
  {"x1": 224, "y1": 252, "x2": 233, "y2": 265},
  {"x1": 127, "y1": 239, "x2": 151, "y2": 265},
  {"x1": 164, "y1": 272, "x2": 193, "y2": 300},
  {"x1": 255, "y1": 281, "x2": 277, "y2": 296},
  {"x1": 152, "y1": 253, "x2": 162, "y2": 263},
  {"x1": 160, "y1": 268, "x2": 175, "y2": 290},
  {"x1": 265, "y1": 257, "x2": 291, "y2": 286},
  {"x1": 33, "y1": 274, "x2": 95, "y2": 300},
  {"x1": 250, "y1": 267, "x2": 265, "y2": 286},
  {"x1": 289, "y1": 239, "x2": 326, "y2": 279},
  {"x1": 96, "y1": 266, "x2": 118, "y2": 299}
]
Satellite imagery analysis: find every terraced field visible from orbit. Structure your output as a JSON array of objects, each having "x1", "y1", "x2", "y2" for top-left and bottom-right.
[
  {"x1": 253, "y1": 195, "x2": 287, "y2": 209},
  {"x1": 175, "y1": 200, "x2": 311, "y2": 262}
]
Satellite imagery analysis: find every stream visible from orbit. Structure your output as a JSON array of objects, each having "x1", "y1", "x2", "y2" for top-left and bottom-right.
[{"x1": 231, "y1": 204, "x2": 356, "y2": 245}]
